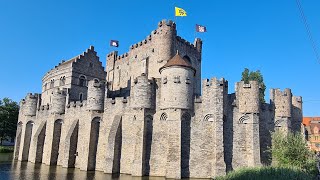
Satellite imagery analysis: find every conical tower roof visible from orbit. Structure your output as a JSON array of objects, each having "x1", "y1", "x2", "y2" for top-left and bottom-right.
[{"x1": 159, "y1": 51, "x2": 196, "y2": 73}]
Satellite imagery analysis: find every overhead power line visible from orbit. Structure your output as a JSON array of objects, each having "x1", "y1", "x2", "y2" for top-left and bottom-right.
[{"x1": 295, "y1": 0, "x2": 320, "y2": 63}]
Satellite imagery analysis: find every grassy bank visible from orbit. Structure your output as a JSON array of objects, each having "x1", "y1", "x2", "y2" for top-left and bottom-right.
[
  {"x1": 0, "y1": 146, "x2": 14, "y2": 153},
  {"x1": 216, "y1": 166, "x2": 316, "y2": 180}
]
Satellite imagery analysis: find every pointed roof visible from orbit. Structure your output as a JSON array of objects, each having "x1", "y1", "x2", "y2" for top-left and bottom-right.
[{"x1": 159, "y1": 51, "x2": 196, "y2": 73}]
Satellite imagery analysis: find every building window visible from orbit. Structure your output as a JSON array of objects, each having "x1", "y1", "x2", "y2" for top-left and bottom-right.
[
  {"x1": 79, "y1": 93, "x2": 83, "y2": 101},
  {"x1": 60, "y1": 76, "x2": 66, "y2": 86},
  {"x1": 89, "y1": 62, "x2": 93, "y2": 68},
  {"x1": 50, "y1": 80, "x2": 54, "y2": 88},
  {"x1": 174, "y1": 76, "x2": 180, "y2": 83},
  {"x1": 79, "y1": 75, "x2": 87, "y2": 87}
]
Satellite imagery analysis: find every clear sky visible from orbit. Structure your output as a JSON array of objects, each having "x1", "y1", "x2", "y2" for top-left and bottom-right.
[{"x1": 0, "y1": 0, "x2": 319, "y2": 116}]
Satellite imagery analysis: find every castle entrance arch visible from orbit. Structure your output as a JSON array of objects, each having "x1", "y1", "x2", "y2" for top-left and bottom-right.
[
  {"x1": 14, "y1": 122, "x2": 23, "y2": 160},
  {"x1": 35, "y1": 122, "x2": 46, "y2": 162},
  {"x1": 142, "y1": 115, "x2": 153, "y2": 176},
  {"x1": 181, "y1": 113, "x2": 191, "y2": 178},
  {"x1": 67, "y1": 120, "x2": 79, "y2": 167},
  {"x1": 50, "y1": 119, "x2": 63, "y2": 165},
  {"x1": 22, "y1": 121, "x2": 34, "y2": 161},
  {"x1": 87, "y1": 117, "x2": 101, "y2": 170}
]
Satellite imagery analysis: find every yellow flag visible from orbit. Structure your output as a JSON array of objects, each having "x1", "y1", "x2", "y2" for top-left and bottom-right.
[{"x1": 175, "y1": 7, "x2": 187, "y2": 16}]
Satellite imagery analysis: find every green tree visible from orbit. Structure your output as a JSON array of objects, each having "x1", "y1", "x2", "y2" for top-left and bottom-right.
[
  {"x1": 0, "y1": 98, "x2": 19, "y2": 145},
  {"x1": 241, "y1": 68, "x2": 266, "y2": 103},
  {"x1": 271, "y1": 130, "x2": 317, "y2": 175}
]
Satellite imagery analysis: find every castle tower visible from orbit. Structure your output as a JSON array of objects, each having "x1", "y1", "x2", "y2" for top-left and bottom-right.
[
  {"x1": 190, "y1": 78, "x2": 227, "y2": 178},
  {"x1": 22, "y1": 93, "x2": 39, "y2": 116},
  {"x1": 87, "y1": 80, "x2": 105, "y2": 111},
  {"x1": 292, "y1": 96, "x2": 303, "y2": 132},
  {"x1": 51, "y1": 89, "x2": 67, "y2": 114},
  {"x1": 233, "y1": 81, "x2": 261, "y2": 168},
  {"x1": 270, "y1": 88, "x2": 292, "y2": 133},
  {"x1": 159, "y1": 52, "x2": 195, "y2": 110},
  {"x1": 154, "y1": 20, "x2": 177, "y2": 65},
  {"x1": 131, "y1": 74, "x2": 155, "y2": 109}
]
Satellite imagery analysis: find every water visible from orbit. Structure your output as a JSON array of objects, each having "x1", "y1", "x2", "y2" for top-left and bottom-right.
[{"x1": 0, "y1": 154, "x2": 169, "y2": 180}]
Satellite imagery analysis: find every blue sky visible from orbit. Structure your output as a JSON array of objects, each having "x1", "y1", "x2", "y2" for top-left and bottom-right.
[{"x1": 0, "y1": 0, "x2": 319, "y2": 116}]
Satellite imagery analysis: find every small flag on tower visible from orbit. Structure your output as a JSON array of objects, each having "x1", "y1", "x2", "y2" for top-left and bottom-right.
[
  {"x1": 196, "y1": 24, "x2": 207, "y2": 33},
  {"x1": 110, "y1": 40, "x2": 119, "y2": 47},
  {"x1": 175, "y1": 7, "x2": 187, "y2": 16}
]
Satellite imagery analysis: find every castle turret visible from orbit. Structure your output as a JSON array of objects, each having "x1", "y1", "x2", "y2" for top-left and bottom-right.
[
  {"x1": 154, "y1": 19, "x2": 176, "y2": 64},
  {"x1": 22, "y1": 93, "x2": 39, "y2": 116},
  {"x1": 87, "y1": 80, "x2": 105, "y2": 111},
  {"x1": 236, "y1": 81, "x2": 260, "y2": 114},
  {"x1": 51, "y1": 89, "x2": 67, "y2": 114},
  {"x1": 132, "y1": 74, "x2": 155, "y2": 109},
  {"x1": 233, "y1": 81, "x2": 261, "y2": 168},
  {"x1": 159, "y1": 52, "x2": 195, "y2": 109},
  {"x1": 292, "y1": 96, "x2": 302, "y2": 132},
  {"x1": 270, "y1": 88, "x2": 292, "y2": 133},
  {"x1": 198, "y1": 77, "x2": 227, "y2": 177}
]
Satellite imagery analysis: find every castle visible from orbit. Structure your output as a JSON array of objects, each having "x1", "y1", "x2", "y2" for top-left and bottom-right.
[{"x1": 13, "y1": 19, "x2": 303, "y2": 179}]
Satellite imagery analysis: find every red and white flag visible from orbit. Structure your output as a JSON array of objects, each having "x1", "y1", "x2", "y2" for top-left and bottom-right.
[
  {"x1": 110, "y1": 40, "x2": 119, "y2": 47},
  {"x1": 196, "y1": 24, "x2": 207, "y2": 33}
]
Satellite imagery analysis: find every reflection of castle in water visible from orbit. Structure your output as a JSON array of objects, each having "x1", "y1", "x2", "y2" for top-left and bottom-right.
[
  {"x1": 13, "y1": 19, "x2": 303, "y2": 179},
  {"x1": 7, "y1": 161, "x2": 165, "y2": 180}
]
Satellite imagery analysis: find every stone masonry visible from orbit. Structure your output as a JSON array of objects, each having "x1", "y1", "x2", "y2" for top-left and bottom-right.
[{"x1": 14, "y1": 19, "x2": 303, "y2": 179}]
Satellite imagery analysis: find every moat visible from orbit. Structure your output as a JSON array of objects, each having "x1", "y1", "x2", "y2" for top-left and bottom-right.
[{"x1": 0, "y1": 154, "x2": 167, "y2": 180}]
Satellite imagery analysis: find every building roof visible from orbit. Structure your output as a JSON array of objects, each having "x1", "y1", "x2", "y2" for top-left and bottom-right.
[
  {"x1": 159, "y1": 51, "x2": 196, "y2": 73},
  {"x1": 303, "y1": 117, "x2": 320, "y2": 126}
]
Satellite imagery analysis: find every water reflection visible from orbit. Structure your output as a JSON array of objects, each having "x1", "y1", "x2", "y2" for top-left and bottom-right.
[{"x1": 1, "y1": 160, "x2": 168, "y2": 180}]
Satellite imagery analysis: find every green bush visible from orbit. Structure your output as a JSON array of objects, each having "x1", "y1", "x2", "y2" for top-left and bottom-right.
[
  {"x1": 271, "y1": 130, "x2": 317, "y2": 175},
  {"x1": 215, "y1": 166, "x2": 315, "y2": 180},
  {"x1": 0, "y1": 146, "x2": 14, "y2": 153}
]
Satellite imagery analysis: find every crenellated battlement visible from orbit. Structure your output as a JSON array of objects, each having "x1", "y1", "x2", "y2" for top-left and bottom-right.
[
  {"x1": 270, "y1": 88, "x2": 292, "y2": 118},
  {"x1": 202, "y1": 77, "x2": 227, "y2": 88},
  {"x1": 66, "y1": 100, "x2": 87, "y2": 108},
  {"x1": 25, "y1": 93, "x2": 40, "y2": 99},
  {"x1": 236, "y1": 81, "x2": 260, "y2": 114}
]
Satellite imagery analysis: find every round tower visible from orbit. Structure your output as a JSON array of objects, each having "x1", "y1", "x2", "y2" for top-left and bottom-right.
[
  {"x1": 51, "y1": 89, "x2": 67, "y2": 114},
  {"x1": 159, "y1": 52, "x2": 195, "y2": 109},
  {"x1": 87, "y1": 80, "x2": 105, "y2": 111},
  {"x1": 153, "y1": 19, "x2": 176, "y2": 64},
  {"x1": 132, "y1": 74, "x2": 154, "y2": 109},
  {"x1": 22, "y1": 93, "x2": 39, "y2": 116}
]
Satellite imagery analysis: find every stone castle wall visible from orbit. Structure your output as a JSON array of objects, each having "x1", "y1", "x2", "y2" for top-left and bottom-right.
[{"x1": 13, "y1": 19, "x2": 303, "y2": 179}]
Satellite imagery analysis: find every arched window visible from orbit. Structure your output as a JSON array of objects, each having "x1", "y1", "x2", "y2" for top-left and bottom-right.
[
  {"x1": 160, "y1": 113, "x2": 168, "y2": 121},
  {"x1": 60, "y1": 76, "x2": 66, "y2": 86},
  {"x1": 94, "y1": 78, "x2": 99, "y2": 83},
  {"x1": 50, "y1": 80, "x2": 55, "y2": 88},
  {"x1": 79, "y1": 75, "x2": 87, "y2": 87}
]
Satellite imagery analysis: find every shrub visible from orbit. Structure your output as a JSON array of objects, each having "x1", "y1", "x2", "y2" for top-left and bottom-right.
[
  {"x1": 271, "y1": 130, "x2": 317, "y2": 175},
  {"x1": 215, "y1": 166, "x2": 315, "y2": 180},
  {"x1": 0, "y1": 146, "x2": 14, "y2": 153}
]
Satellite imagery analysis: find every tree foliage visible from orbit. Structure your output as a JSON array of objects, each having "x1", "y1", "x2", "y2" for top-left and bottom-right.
[
  {"x1": 271, "y1": 130, "x2": 317, "y2": 175},
  {"x1": 0, "y1": 98, "x2": 19, "y2": 145},
  {"x1": 241, "y1": 68, "x2": 266, "y2": 103}
]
